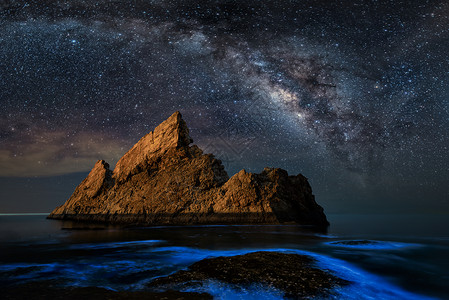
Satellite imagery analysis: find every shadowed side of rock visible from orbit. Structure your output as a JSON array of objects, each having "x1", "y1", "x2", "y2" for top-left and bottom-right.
[
  {"x1": 48, "y1": 111, "x2": 329, "y2": 227},
  {"x1": 213, "y1": 168, "x2": 327, "y2": 225}
]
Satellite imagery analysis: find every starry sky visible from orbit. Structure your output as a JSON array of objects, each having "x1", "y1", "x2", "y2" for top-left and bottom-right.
[{"x1": 0, "y1": 0, "x2": 448, "y2": 214}]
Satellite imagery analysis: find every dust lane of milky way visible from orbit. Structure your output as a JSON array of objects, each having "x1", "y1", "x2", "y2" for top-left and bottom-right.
[{"x1": 0, "y1": 1, "x2": 448, "y2": 213}]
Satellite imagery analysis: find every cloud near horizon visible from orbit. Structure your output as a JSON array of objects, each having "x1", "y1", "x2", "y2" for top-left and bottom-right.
[{"x1": 0, "y1": 130, "x2": 126, "y2": 177}]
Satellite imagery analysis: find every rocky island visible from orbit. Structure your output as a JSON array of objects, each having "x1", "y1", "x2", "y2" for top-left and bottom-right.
[{"x1": 48, "y1": 112, "x2": 328, "y2": 226}]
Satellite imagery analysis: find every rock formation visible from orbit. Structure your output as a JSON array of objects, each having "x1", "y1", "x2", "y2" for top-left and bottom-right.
[
  {"x1": 149, "y1": 252, "x2": 348, "y2": 298},
  {"x1": 48, "y1": 111, "x2": 328, "y2": 226}
]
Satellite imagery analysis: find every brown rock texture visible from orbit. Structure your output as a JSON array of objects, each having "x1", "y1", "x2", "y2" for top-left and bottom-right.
[
  {"x1": 148, "y1": 252, "x2": 348, "y2": 299},
  {"x1": 48, "y1": 111, "x2": 329, "y2": 226}
]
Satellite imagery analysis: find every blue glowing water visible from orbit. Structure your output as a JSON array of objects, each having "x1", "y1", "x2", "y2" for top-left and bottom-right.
[{"x1": 0, "y1": 214, "x2": 448, "y2": 299}]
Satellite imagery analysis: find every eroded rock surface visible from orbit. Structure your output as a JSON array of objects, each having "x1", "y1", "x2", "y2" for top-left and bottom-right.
[
  {"x1": 48, "y1": 111, "x2": 328, "y2": 226},
  {"x1": 148, "y1": 251, "x2": 349, "y2": 299}
]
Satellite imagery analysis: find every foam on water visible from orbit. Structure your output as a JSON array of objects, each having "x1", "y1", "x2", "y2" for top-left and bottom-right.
[
  {"x1": 0, "y1": 243, "x2": 437, "y2": 299},
  {"x1": 324, "y1": 240, "x2": 421, "y2": 250},
  {"x1": 68, "y1": 239, "x2": 164, "y2": 250},
  {"x1": 143, "y1": 247, "x2": 437, "y2": 299},
  {"x1": 189, "y1": 280, "x2": 285, "y2": 300}
]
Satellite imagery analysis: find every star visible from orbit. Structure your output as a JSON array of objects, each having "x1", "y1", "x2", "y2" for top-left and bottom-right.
[{"x1": 0, "y1": 0, "x2": 447, "y2": 214}]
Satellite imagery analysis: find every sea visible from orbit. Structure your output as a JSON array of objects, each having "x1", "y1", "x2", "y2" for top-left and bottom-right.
[{"x1": 0, "y1": 213, "x2": 448, "y2": 299}]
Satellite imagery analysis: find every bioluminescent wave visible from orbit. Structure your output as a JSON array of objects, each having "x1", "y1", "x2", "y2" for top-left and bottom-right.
[{"x1": 0, "y1": 245, "x2": 436, "y2": 299}]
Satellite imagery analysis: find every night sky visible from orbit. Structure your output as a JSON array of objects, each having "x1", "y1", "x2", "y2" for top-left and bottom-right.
[{"x1": 0, "y1": 0, "x2": 448, "y2": 214}]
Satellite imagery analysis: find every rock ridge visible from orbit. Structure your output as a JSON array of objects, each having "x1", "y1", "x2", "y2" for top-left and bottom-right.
[{"x1": 48, "y1": 111, "x2": 329, "y2": 227}]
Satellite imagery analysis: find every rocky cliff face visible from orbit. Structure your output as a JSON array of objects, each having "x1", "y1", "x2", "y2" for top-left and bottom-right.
[{"x1": 48, "y1": 111, "x2": 328, "y2": 226}]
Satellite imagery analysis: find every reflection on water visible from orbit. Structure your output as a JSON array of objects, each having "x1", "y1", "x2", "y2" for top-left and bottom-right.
[
  {"x1": 324, "y1": 240, "x2": 421, "y2": 250},
  {"x1": 0, "y1": 214, "x2": 448, "y2": 299},
  {"x1": 327, "y1": 214, "x2": 449, "y2": 238}
]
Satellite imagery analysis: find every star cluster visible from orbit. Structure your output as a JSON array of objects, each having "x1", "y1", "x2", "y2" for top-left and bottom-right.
[{"x1": 0, "y1": 0, "x2": 448, "y2": 212}]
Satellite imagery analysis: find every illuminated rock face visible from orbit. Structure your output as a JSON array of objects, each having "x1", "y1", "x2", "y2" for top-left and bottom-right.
[{"x1": 48, "y1": 111, "x2": 328, "y2": 226}]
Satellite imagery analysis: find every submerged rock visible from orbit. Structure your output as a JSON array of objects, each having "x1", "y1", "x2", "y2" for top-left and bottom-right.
[
  {"x1": 332, "y1": 240, "x2": 374, "y2": 246},
  {"x1": 48, "y1": 111, "x2": 328, "y2": 226},
  {"x1": 148, "y1": 251, "x2": 349, "y2": 299}
]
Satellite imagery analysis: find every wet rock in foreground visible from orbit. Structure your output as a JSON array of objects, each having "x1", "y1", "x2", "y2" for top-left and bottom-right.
[{"x1": 149, "y1": 251, "x2": 349, "y2": 299}]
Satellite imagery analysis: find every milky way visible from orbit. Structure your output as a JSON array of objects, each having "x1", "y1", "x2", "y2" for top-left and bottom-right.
[{"x1": 0, "y1": 0, "x2": 448, "y2": 213}]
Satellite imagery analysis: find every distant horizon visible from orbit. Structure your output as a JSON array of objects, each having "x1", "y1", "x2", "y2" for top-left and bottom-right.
[
  {"x1": 0, "y1": 2, "x2": 447, "y2": 299},
  {"x1": 0, "y1": 213, "x2": 50, "y2": 216},
  {"x1": 1, "y1": 0, "x2": 448, "y2": 216}
]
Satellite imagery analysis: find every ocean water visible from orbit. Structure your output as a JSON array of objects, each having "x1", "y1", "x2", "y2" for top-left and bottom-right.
[{"x1": 0, "y1": 214, "x2": 448, "y2": 299}]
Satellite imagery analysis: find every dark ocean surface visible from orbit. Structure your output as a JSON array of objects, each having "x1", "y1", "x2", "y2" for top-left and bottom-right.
[{"x1": 0, "y1": 214, "x2": 448, "y2": 299}]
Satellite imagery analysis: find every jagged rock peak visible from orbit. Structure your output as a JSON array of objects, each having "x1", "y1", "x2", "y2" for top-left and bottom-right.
[
  {"x1": 82, "y1": 160, "x2": 113, "y2": 198},
  {"x1": 113, "y1": 111, "x2": 193, "y2": 182},
  {"x1": 94, "y1": 159, "x2": 110, "y2": 170},
  {"x1": 48, "y1": 111, "x2": 329, "y2": 227},
  {"x1": 151, "y1": 110, "x2": 193, "y2": 149}
]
